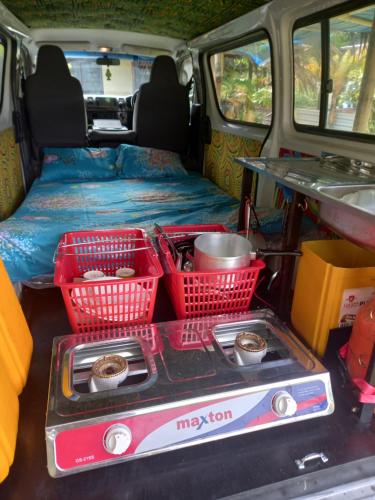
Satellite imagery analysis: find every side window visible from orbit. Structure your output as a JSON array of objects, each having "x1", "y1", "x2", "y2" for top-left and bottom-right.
[
  {"x1": 328, "y1": 8, "x2": 375, "y2": 134},
  {"x1": 293, "y1": 3, "x2": 375, "y2": 137},
  {"x1": 0, "y1": 39, "x2": 6, "y2": 109},
  {"x1": 210, "y1": 33, "x2": 272, "y2": 125},
  {"x1": 293, "y1": 24, "x2": 322, "y2": 126}
]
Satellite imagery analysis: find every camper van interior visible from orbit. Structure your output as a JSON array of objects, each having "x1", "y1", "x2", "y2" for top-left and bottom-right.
[{"x1": 0, "y1": 0, "x2": 375, "y2": 498}]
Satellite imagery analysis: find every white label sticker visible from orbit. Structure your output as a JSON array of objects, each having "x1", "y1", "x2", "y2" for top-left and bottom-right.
[
  {"x1": 135, "y1": 392, "x2": 267, "y2": 454},
  {"x1": 338, "y1": 287, "x2": 375, "y2": 327}
]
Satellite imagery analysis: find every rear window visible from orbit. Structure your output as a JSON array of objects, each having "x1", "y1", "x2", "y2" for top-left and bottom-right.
[
  {"x1": 210, "y1": 33, "x2": 272, "y2": 126},
  {"x1": 64, "y1": 51, "x2": 154, "y2": 96}
]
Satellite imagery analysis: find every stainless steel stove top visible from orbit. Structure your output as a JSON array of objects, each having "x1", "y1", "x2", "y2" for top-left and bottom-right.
[{"x1": 46, "y1": 310, "x2": 334, "y2": 477}]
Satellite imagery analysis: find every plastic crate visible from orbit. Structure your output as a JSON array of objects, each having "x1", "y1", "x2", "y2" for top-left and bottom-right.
[
  {"x1": 156, "y1": 224, "x2": 265, "y2": 320},
  {"x1": 54, "y1": 229, "x2": 163, "y2": 333},
  {"x1": 291, "y1": 240, "x2": 375, "y2": 356}
]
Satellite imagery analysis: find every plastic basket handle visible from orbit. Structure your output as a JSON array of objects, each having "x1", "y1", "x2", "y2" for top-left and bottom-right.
[{"x1": 53, "y1": 245, "x2": 152, "y2": 262}]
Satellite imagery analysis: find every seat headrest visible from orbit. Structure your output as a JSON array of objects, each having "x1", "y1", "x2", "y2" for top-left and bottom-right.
[
  {"x1": 150, "y1": 55, "x2": 179, "y2": 85},
  {"x1": 35, "y1": 45, "x2": 71, "y2": 79}
]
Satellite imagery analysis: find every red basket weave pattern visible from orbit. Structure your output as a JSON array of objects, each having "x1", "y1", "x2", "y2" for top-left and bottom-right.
[
  {"x1": 54, "y1": 229, "x2": 163, "y2": 333},
  {"x1": 156, "y1": 225, "x2": 265, "y2": 320}
]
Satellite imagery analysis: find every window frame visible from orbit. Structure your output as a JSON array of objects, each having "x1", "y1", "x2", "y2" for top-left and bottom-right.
[
  {"x1": 208, "y1": 29, "x2": 274, "y2": 129},
  {"x1": 292, "y1": 0, "x2": 375, "y2": 143},
  {"x1": 0, "y1": 34, "x2": 7, "y2": 113}
]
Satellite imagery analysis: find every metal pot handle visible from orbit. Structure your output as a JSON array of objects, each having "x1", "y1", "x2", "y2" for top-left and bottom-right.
[{"x1": 255, "y1": 249, "x2": 302, "y2": 258}]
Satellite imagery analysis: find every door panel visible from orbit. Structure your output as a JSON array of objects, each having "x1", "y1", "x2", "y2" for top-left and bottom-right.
[
  {"x1": 204, "y1": 129, "x2": 261, "y2": 200},
  {"x1": 0, "y1": 127, "x2": 23, "y2": 221}
]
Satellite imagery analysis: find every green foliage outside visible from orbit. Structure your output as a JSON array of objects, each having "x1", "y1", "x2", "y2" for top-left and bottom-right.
[
  {"x1": 294, "y1": 12, "x2": 375, "y2": 133},
  {"x1": 213, "y1": 8, "x2": 375, "y2": 133},
  {"x1": 212, "y1": 44, "x2": 272, "y2": 125}
]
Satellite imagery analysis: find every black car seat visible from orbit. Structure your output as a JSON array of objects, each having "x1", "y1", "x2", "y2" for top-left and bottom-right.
[
  {"x1": 132, "y1": 55, "x2": 190, "y2": 154},
  {"x1": 25, "y1": 45, "x2": 87, "y2": 147}
]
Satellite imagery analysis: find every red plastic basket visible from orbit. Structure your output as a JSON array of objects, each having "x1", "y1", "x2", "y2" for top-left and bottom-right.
[
  {"x1": 156, "y1": 224, "x2": 265, "y2": 321},
  {"x1": 54, "y1": 229, "x2": 163, "y2": 333}
]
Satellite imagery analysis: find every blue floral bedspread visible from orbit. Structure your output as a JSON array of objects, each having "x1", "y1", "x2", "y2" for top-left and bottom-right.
[{"x1": 0, "y1": 174, "x2": 239, "y2": 282}]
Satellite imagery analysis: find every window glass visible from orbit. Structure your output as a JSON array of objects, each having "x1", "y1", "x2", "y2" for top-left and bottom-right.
[
  {"x1": 293, "y1": 24, "x2": 322, "y2": 126},
  {"x1": 327, "y1": 5, "x2": 375, "y2": 134},
  {"x1": 294, "y1": 3, "x2": 375, "y2": 136},
  {"x1": 210, "y1": 35, "x2": 272, "y2": 125},
  {"x1": 64, "y1": 52, "x2": 154, "y2": 96}
]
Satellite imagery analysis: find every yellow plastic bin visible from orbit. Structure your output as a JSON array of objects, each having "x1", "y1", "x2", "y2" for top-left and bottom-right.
[
  {"x1": 0, "y1": 363, "x2": 19, "y2": 483},
  {"x1": 0, "y1": 259, "x2": 33, "y2": 394},
  {"x1": 291, "y1": 240, "x2": 375, "y2": 357}
]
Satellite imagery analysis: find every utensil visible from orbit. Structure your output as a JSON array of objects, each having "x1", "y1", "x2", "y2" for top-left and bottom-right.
[
  {"x1": 194, "y1": 233, "x2": 301, "y2": 271},
  {"x1": 244, "y1": 199, "x2": 251, "y2": 240},
  {"x1": 154, "y1": 224, "x2": 182, "y2": 270}
]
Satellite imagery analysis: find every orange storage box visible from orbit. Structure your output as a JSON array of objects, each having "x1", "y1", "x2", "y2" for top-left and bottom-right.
[
  {"x1": 0, "y1": 362, "x2": 19, "y2": 483},
  {"x1": 0, "y1": 259, "x2": 33, "y2": 394}
]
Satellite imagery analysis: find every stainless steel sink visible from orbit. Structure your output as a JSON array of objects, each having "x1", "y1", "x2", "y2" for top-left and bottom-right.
[
  {"x1": 235, "y1": 157, "x2": 375, "y2": 251},
  {"x1": 317, "y1": 185, "x2": 375, "y2": 249}
]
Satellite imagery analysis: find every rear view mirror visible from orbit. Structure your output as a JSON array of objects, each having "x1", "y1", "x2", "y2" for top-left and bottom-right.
[{"x1": 96, "y1": 56, "x2": 120, "y2": 66}]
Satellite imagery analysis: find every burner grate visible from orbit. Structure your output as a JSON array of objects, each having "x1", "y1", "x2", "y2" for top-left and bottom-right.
[{"x1": 71, "y1": 338, "x2": 150, "y2": 394}]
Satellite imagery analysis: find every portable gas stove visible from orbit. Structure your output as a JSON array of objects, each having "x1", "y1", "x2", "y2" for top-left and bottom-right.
[{"x1": 46, "y1": 310, "x2": 334, "y2": 477}]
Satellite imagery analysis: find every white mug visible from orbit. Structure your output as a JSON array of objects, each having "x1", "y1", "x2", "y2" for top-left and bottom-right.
[{"x1": 89, "y1": 355, "x2": 128, "y2": 393}]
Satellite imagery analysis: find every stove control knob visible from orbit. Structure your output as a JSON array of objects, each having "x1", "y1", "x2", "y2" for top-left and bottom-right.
[
  {"x1": 104, "y1": 424, "x2": 132, "y2": 455},
  {"x1": 272, "y1": 391, "x2": 297, "y2": 417}
]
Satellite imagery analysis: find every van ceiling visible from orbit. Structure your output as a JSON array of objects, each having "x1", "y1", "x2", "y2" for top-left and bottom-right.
[{"x1": 2, "y1": 0, "x2": 270, "y2": 40}]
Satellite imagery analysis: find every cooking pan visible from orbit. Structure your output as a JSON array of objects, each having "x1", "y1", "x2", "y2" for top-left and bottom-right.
[{"x1": 194, "y1": 233, "x2": 301, "y2": 271}]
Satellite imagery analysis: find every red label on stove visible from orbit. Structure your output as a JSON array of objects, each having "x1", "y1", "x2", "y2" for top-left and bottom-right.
[{"x1": 54, "y1": 381, "x2": 329, "y2": 472}]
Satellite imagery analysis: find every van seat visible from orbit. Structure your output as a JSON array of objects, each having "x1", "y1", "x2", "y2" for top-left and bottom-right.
[{"x1": 25, "y1": 45, "x2": 87, "y2": 148}]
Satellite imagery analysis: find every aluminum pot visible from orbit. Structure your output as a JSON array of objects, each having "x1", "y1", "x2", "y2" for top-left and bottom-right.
[
  {"x1": 194, "y1": 233, "x2": 301, "y2": 271},
  {"x1": 194, "y1": 233, "x2": 251, "y2": 271}
]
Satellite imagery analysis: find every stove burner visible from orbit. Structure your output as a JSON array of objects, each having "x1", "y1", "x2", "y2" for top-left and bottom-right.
[
  {"x1": 92, "y1": 355, "x2": 128, "y2": 378},
  {"x1": 233, "y1": 332, "x2": 267, "y2": 365},
  {"x1": 235, "y1": 332, "x2": 267, "y2": 352},
  {"x1": 89, "y1": 355, "x2": 129, "y2": 393}
]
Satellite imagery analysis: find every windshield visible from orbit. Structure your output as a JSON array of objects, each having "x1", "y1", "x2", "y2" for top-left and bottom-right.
[{"x1": 64, "y1": 51, "x2": 154, "y2": 96}]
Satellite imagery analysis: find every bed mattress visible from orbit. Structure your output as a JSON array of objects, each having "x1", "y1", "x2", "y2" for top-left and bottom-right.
[{"x1": 0, "y1": 174, "x2": 239, "y2": 282}]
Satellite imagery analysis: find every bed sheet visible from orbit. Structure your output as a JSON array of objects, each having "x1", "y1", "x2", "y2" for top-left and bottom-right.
[{"x1": 0, "y1": 174, "x2": 239, "y2": 282}]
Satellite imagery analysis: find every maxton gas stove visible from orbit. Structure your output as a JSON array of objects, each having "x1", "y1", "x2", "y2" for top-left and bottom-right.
[{"x1": 45, "y1": 310, "x2": 334, "y2": 477}]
